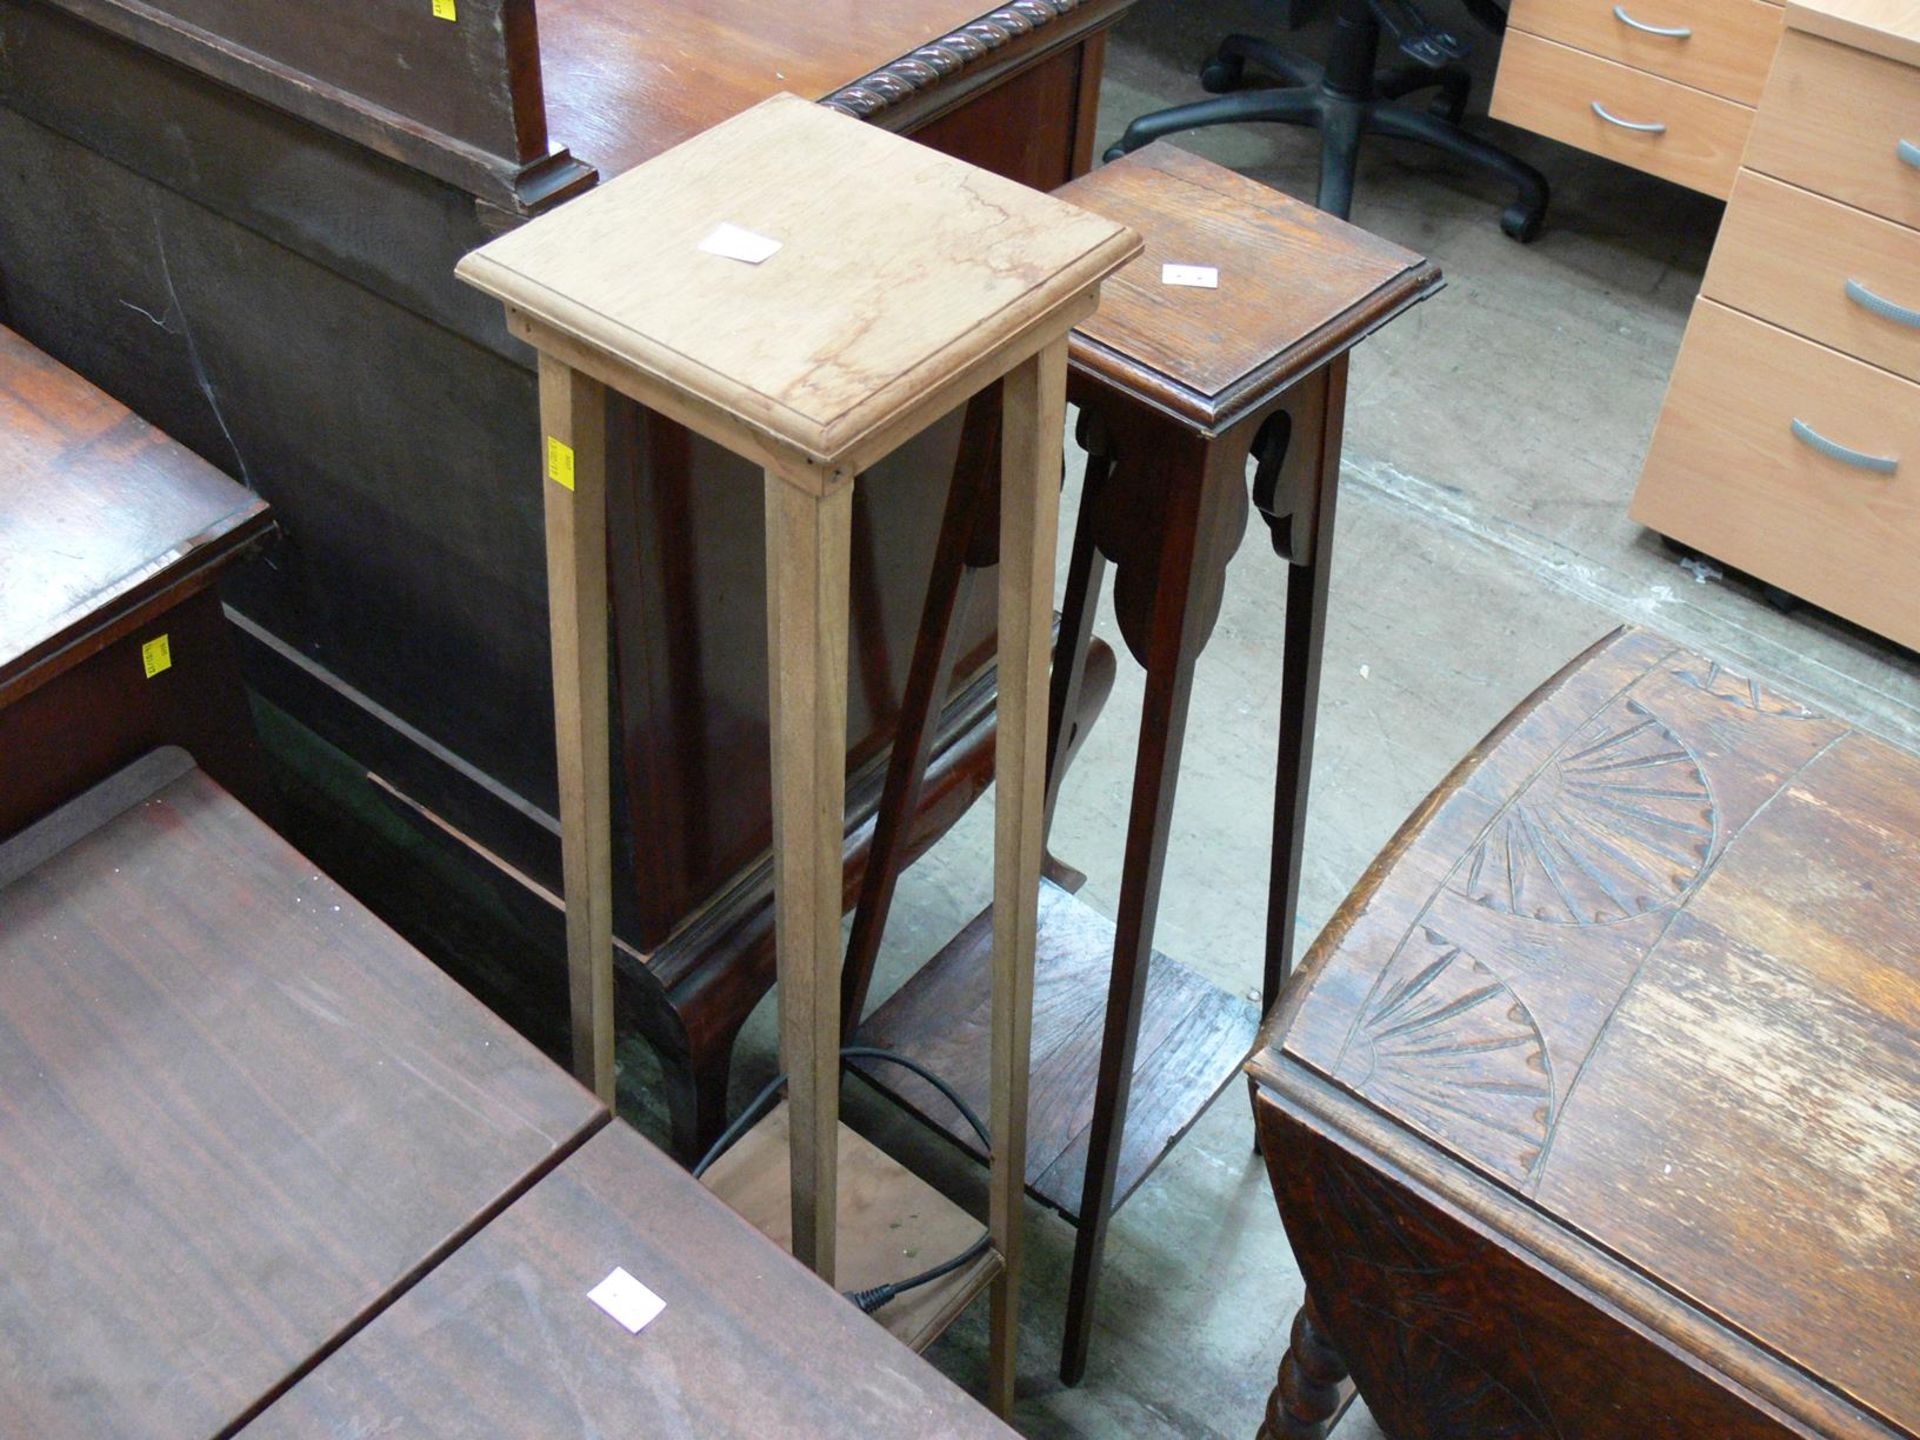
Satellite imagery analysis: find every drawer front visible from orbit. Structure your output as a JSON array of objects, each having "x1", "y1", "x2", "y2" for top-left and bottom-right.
[
  {"x1": 1491, "y1": 32, "x2": 1753, "y2": 197},
  {"x1": 1705, "y1": 170, "x2": 1920, "y2": 384},
  {"x1": 1746, "y1": 30, "x2": 1920, "y2": 230},
  {"x1": 1632, "y1": 300, "x2": 1920, "y2": 648},
  {"x1": 1508, "y1": 0, "x2": 1782, "y2": 103}
]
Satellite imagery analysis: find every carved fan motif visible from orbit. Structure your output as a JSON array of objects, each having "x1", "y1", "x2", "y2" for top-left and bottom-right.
[
  {"x1": 1674, "y1": 659, "x2": 1819, "y2": 719},
  {"x1": 1456, "y1": 700, "x2": 1713, "y2": 925},
  {"x1": 1342, "y1": 929, "x2": 1553, "y2": 1184}
]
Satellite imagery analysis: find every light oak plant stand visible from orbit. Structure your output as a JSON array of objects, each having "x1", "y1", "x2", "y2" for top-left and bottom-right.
[{"x1": 458, "y1": 92, "x2": 1137, "y2": 1407}]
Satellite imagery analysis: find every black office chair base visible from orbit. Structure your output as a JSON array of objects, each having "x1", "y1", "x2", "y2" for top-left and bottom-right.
[{"x1": 1105, "y1": 30, "x2": 1548, "y2": 242}]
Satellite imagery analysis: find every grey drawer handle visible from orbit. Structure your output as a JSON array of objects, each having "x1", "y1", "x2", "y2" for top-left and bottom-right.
[
  {"x1": 1791, "y1": 418, "x2": 1898, "y2": 474},
  {"x1": 1613, "y1": 5, "x2": 1692, "y2": 36},
  {"x1": 1591, "y1": 101, "x2": 1667, "y2": 133},
  {"x1": 1845, "y1": 277, "x2": 1920, "y2": 329},
  {"x1": 1901, "y1": 138, "x2": 1920, "y2": 169}
]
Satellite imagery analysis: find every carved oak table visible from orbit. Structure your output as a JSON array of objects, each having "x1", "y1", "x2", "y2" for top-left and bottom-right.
[
  {"x1": 849, "y1": 142, "x2": 1440, "y2": 1383},
  {"x1": 1249, "y1": 626, "x2": 1920, "y2": 1440}
]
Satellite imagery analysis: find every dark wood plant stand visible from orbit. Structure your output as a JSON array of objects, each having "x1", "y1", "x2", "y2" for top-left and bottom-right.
[{"x1": 846, "y1": 143, "x2": 1441, "y2": 1383}]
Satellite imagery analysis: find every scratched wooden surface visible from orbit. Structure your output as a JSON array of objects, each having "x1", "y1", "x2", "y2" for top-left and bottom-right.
[
  {"x1": 457, "y1": 92, "x2": 1136, "y2": 464},
  {"x1": 855, "y1": 879, "x2": 1259, "y2": 1218},
  {"x1": 0, "y1": 323, "x2": 268, "y2": 694},
  {"x1": 243, "y1": 1121, "x2": 1015, "y2": 1440},
  {"x1": 1055, "y1": 144, "x2": 1439, "y2": 432},
  {"x1": 1262, "y1": 626, "x2": 1920, "y2": 1436},
  {"x1": 0, "y1": 752, "x2": 605, "y2": 1439}
]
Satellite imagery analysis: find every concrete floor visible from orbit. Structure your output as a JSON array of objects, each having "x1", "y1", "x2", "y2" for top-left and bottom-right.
[{"x1": 616, "y1": 2, "x2": 1920, "y2": 1433}]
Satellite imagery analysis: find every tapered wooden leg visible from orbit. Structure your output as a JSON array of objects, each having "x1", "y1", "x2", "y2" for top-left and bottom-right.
[
  {"x1": 840, "y1": 388, "x2": 1000, "y2": 1033},
  {"x1": 1059, "y1": 427, "x2": 1237, "y2": 1386},
  {"x1": 1263, "y1": 360, "x2": 1347, "y2": 1012},
  {"x1": 988, "y1": 338, "x2": 1068, "y2": 1415},
  {"x1": 764, "y1": 474, "x2": 855, "y2": 1282},
  {"x1": 1260, "y1": 1295, "x2": 1353, "y2": 1440},
  {"x1": 537, "y1": 355, "x2": 615, "y2": 1103}
]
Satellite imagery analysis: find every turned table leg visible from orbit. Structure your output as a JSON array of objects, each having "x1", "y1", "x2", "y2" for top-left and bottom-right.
[{"x1": 1261, "y1": 1295, "x2": 1353, "y2": 1440}]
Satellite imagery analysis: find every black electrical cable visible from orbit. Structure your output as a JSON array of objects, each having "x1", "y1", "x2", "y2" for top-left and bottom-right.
[{"x1": 691, "y1": 1045, "x2": 994, "y2": 1315}]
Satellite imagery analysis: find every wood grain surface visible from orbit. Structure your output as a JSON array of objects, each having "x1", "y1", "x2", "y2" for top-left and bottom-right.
[
  {"x1": 1490, "y1": 31, "x2": 1754, "y2": 197},
  {"x1": 1630, "y1": 299, "x2": 1920, "y2": 651},
  {"x1": 1702, "y1": 170, "x2": 1920, "y2": 386},
  {"x1": 458, "y1": 93, "x2": 1137, "y2": 466},
  {"x1": 244, "y1": 1121, "x2": 1015, "y2": 1440},
  {"x1": 1055, "y1": 145, "x2": 1438, "y2": 433},
  {"x1": 1745, "y1": 29, "x2": 1920, "y2": 230},
  {"x1": 0, "y1": 324, "x2": 269, "y2": 699},
  {"x1": 1784, "y1": 0, "x2": 1920, "y2": 68},
  {"x1": 698, "y1": 1102, "x2": 1000, "y2": 1353},
  {"x1": 0, "y1": 754, "x2": 604, "y2": 1439},
  {"x1": 1262, "y1": 627, "x2": 1920, "y2": 1436},
  {"x1": 855, "y1": 879, "x2": 1258, "y2": 1217},
  {"x1": 1508, "y1": 0, "x2": 1783, "y2": 103}
]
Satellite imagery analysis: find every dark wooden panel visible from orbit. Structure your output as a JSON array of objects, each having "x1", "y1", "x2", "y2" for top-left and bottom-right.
[
  {"x1": 1255, "y1": 1087, "x2": 1819, "y2": 1439},
  {"x1": 0, "y1": 588, "x2": 268, "y2": 835},
  {"x1": 0, "y1": 0, "x2": 518, "y2": 357},
  {"x1": 908, "y1": 34, "x2": 1088, "y2": 190},
  {"x1": 0, "y1": 756, "x2": 605, "y2": 1438},
  {"x1": 0, "y1": 322, "x2": 268, "y2": 693},
  {"x1": 0, "y1": 111, "x2": 562, "y2": 818},
  {"x1": 30, "y1": 0, "x2": 588, "y2": 203},
  {"x1": 244, "y1": 1121, "x2": 1014, "y2": 1440}
]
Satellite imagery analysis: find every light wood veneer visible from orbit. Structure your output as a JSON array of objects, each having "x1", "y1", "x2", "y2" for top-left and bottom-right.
[
  {"x1": 1508, "y1": 0, "x2": 1783, "y2": 102},
  {"x1": 1704, "y1": 170, "x2": 1920, "y2": 384},
  {"x1": 1491, "y1": 31, "x2": 1754, "y2": 198},
  {"x1": 1632, "y1": 300, "x2": 1919, "y2": 647}
]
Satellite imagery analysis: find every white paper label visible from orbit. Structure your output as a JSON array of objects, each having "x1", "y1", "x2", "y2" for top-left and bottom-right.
[
  {"x1": 588, "y1": 1267, "x2": 666, "y2": 1334},
  {"x1": 1161, "y1": 263, "x2": 1219, "y2": 289},
  {"x1": 698, "y1": 223, "x2": 783, "y2": 265}
]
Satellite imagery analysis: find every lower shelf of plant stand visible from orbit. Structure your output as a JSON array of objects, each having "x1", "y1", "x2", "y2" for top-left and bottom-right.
[
  {"x1": 700, "y1": 1100, "x2": 1001, "y2": 1352},
  {"x1": 852, "y1": 878, "x2": 1260, "y2": 1223}
]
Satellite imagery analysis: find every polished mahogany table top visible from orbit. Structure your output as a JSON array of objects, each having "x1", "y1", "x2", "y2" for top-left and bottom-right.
[
  {"x1": 537, "y1": 0, "x2": 1014, "y2": 176},
  {"x1": 244, "y1": 1120, "x2": 1017, "y2": 1439},
  {"x1": 0, "y1": 751, "x2": 605, "y2": 1438},
  {"x1": 0, "y1": 324, "x2": 270, "y2": 703}
]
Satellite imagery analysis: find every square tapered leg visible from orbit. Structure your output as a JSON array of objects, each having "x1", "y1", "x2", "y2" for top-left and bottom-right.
[{"x1": 537, "y1": 355, "x2": 615, "y2": 1103}]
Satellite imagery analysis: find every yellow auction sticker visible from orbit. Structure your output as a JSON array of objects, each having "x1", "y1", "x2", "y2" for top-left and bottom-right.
[
  {"x1": 141, "y1": 634, "x2": 173, "y2": 678},
  {"x1": 432, "y1": 0, "x2": 457, "y2": 20},
  {"x1": 547, "y1": 436, "x2": 576, "y2": 490}
]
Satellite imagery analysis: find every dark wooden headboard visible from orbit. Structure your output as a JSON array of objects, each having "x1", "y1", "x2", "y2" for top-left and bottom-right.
[{"x1": 24, "y1": 0, "x2": 593, "y2": 206}]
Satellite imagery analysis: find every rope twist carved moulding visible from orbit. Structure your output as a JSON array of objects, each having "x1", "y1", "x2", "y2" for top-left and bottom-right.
[{"x1": 823, "y1": 1, "x2": 1090, "y2": 118}]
